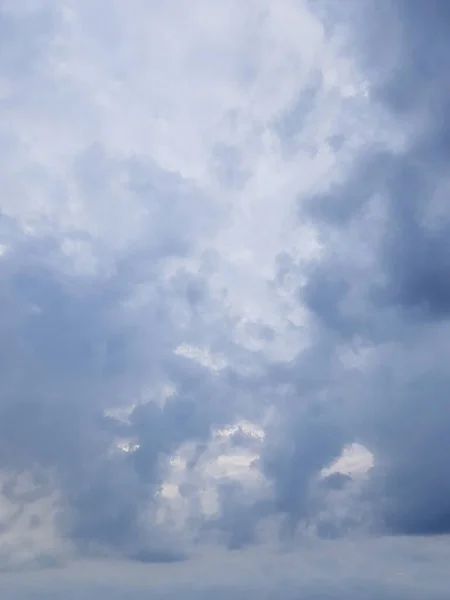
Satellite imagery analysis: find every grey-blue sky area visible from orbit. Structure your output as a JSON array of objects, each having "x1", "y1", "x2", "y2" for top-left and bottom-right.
[
  {"x1": 1, "y1": 0, "x2": 450, "y2": 597},
  {"x1": 2, "y1": 537, "x2": 450, "y2": 600}
]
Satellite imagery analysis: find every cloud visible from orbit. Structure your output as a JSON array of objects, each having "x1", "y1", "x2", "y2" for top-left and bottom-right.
[
  {"x1": 2, "y1": 537, "x2": 450, "y2": 599},
  {"x1": 279, "y1": 0, "x2": 450, "y2": 537},
  {"x1": 1, "y1": 0, "x2": 353, "y2": 564},
  {"x1": 1, "y1": 0, "x2": 450, "y2": 596}
]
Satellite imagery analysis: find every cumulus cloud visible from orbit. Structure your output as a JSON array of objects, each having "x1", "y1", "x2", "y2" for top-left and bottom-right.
[
  {"x1": 289, "y1": 0, "x2": 450, "y2": 538},
  {"x1": 1, "y1": 0, "x2": 450, "y2": 595}
]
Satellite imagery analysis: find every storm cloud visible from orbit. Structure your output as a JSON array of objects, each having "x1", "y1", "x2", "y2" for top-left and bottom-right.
[{"x1": 1, "y1": 0, "x2": 450, "y2": 596}]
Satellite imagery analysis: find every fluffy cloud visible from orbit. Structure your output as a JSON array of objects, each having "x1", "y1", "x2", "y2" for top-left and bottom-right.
[
  {"x1": 289, "y1": 0, "x2": 450, "y2": 538},
  {"x1": 1, "y1": 0, "x2": 450, "y2": 595}
]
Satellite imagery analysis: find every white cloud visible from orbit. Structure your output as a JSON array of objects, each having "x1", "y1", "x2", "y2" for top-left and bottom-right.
[{"x1": 321, "y1": 443, "x2": 374, "y2": 478}]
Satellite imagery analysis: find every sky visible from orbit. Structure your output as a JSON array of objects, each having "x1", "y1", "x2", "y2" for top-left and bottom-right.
[{"x1": 1, "y1": 0, "x2": 450, "y2": 598}]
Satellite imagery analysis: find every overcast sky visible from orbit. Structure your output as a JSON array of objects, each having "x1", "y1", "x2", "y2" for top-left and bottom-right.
[{"x1": 1, "y1": 0, "x2": 450, "y2": 598}]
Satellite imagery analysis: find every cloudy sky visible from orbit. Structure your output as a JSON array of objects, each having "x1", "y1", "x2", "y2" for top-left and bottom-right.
[{"x1": 1, "y1": 0, "x2": 450, "y2": 598}]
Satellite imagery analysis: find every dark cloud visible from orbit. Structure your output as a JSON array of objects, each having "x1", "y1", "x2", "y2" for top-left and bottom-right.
[
  {"x1": 0, "y1": 158, "x2": 241, "y2": 563},
  {"x1": 261, "y1": 403, "x2": 346, "y2": 535},
  {"x1": 267, "y1": 0, "x2": 450, "y2": 539}
]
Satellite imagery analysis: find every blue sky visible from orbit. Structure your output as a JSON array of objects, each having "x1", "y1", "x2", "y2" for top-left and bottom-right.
[{"x1": 1, "y1": 0, "x2": 450, "y2": 598}]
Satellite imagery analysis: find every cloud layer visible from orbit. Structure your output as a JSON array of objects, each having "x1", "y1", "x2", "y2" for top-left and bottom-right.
[{"x1": 3, "y1": 537, "x2": 450, "y2": 600}]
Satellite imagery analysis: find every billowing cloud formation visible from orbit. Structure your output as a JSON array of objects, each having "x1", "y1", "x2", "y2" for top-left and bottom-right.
[
  {"x1": 1, "y1": 0, "x2": 450, "y2": 593},
  {"x1": 290, "y1": 0, "x2": 450, "y2": 537}
]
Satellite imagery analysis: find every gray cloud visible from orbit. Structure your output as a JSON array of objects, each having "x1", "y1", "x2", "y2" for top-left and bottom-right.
[
  {"x1": 1, "y1": 0, "x2": 450, "y2": 595},
  {"x1": 0, "y1": 143, "x2": 235, "y2": 564},
  {"x1": 2, "y1": 537, "x2": 450, "y2": 599},
  {"x1": 268, "y1": 0, "x2": 450, "y2": 538}
]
